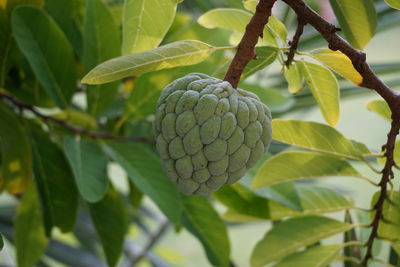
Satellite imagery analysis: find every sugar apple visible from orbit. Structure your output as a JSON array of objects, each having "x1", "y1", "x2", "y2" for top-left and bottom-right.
[{"x1": 154, "y1": 73, "x2": 272, "y2": 195}]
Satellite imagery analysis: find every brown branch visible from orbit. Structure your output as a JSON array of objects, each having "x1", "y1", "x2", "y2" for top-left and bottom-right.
[
  {"x1": 0, "y1": 92, "x2": 154, "y2": 144},
  {"x1": 279, "y1": 0, "x2": 400, "y2": 265},
  {"x1": 285, "y1": 17, "x2": 306, "y2": 66},
  {"x1": 224, "y1": 0, "x2": 277, "y2": 88}
]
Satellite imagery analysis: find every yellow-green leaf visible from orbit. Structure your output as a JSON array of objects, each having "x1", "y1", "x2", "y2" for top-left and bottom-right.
[
  {"x1": 252, "y1": 151, "x2": 365, "y2": 189},
  {"x1": 385, "y1": 0, "x2": 400, "y2": 9},
  {"x1": 272, "y1": 119, "x2": 368, "y2": 159},
  {"x1": 284, "y1": 62, "x2": 304, "y2": 94},
  {"x1": 0, "y1": 102, "x2": 32, "y2": 194},
  {"x1": 251, "y1": 216, "x2": 353, "y2": 266},
  {"x1": 243, "y1": 0, "x2": 258, "y2": 12},
  {"x1": 122, "y1": 0, "x2": 177, "y2": 54},
  {"x1": 197, "y1": 8, "x2": 277, "y2": 46},
  {"x1": 275, "y1": 244, "x2": 345, "y2": 267},
  {"x1": 82, "y1": 40, "x2": 219, "y2": 85},
  {"x1": 366, "y1": 99, "x2": 391, "y2": 121},
  {"x1": 329, "y1": 0, "x2": 377, "y2": 50},
  {"x1": 309, "y1": 48, "x2": 363, "y2": 85},
  {"x1": 299, "y1": 61, "x2": 340, "y2": 126},
  {"x1": 372, "y1": 190, "x2": 400, "y2": 241}
]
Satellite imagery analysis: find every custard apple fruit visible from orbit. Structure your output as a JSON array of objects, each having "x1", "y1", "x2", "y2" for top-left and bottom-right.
[{"x1": 154, "y1": 73, "x2": 272, "y2": 195}]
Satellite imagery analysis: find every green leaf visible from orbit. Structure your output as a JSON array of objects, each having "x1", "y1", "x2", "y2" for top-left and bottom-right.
[
  {"x1": 267, "y1": 16, "x2": 287, "y2": 44},
  {"x1": 275, "y1": 244, "x2": 344, "y2": 267},
  {"x1": 372, "y1": 190, "x2": 400, "y2": 240},
  {"x1": 366, "y1": 99, "x2": 391, "y2": 121},
  {"x1": 0, "y1": 102, "x2": 32, "y2": 194},
  {"x1": 241, "y1": 83, "x2": 294, "y2": 113},
  {"x1": 220, "y1": 184, "x2": 352, "y2": 222},
  {"x1": 308, "y1": 49, "x2": 363, "y2": 85},
  {"x1": 242, "y1": 46, "x2": 278, "y2": 79},
  {"x1": 88, "y1": 186, "x2": 128, "y2": 267},
  {"x1": 269, "y1": 185, "x2": 353, "y2": 220},
  {"x1": 272, "y1": 119, "x2": 367, "y2": 159},
  {"x1": 103, "y1": 142, "x2": 183, "y2": 225},
  {"x1": 198, "y1": 8, "x2": 251, "y2": 33},
  {"x1": 329, "y1": 0, "x2": 377, "y2": 50},
  {"x1": 122, "y1": 0, "x2": 177, "y2": 54},
  {"x1": 11, "y1": 6, "x2": 76, "y2": 108},
  {"x1": 182, "y1": 195, "x2": 230, "y2": 267},
  {"x1": 251, "y1": 215, "x2": 353, "y2": 266},
  {"x1": 214, "y1": 184, "x2": 270, "y2": 221},
  {"x1": 82, "y1": 40, "x2": 219, "y2": 85},
  {"x1": 197, "y1": 8, "x2": 276, "y2": 46},
  {"x1": 252, "y1": 151, "x2": 365, "y2": 189},
  {"x1": 298, "y1": 61, "x2": 340, "y2": 126},
  {"x1": 15, "y1": 183, "x2": 48, "y2": 267},
  {"x1": 31, "y1": 127, "x2": 78, "y2": 234},
  {"x1": 385, "y1": 0, "x2": 400, "y2": 9},
  {"x1": 243, "y1": 0, "x2": 258, "y2": 12},
  {"x1": 0, "y1": 234, "x2": 3, "y2": 250},
  {"x1": 284, "y1": 62, "x2": 304, "y2": 94},
  {"x1": 83, "y1": 0, "x2": 121, "y2": 115},
  {"x1": 63, "y1": 136, "x2": 109, "y2": 203}
]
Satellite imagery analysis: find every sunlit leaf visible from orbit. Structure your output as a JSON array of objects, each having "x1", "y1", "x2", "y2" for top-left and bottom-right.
[
  {"x1": 366, "y1": 99, "x2": 391, "y2": 121},
  {"x1": 275, "y1": 244, "x2": 344, "y2": 267},
  {"x1": 272, "y1": 119, "x2": 368, "y2": 159},
  {"x1": 82, "y1": 40, "x2": 220, "y2": 85},
  {"x1": 251, "y1": 216, "x2": 353, "y2": 266},
  {"x1": 243, "y1": 0, "x2": 258, "y2": 12},
  {"x1": 309, "y1": 48, "x2": 363, "y2": 85},
  {"x1": 267, "y1": 16, "x2": 287, "y2": 43},
  {"x1": 122, "y1": 0, "x2": 177, "y2": 54},
  {"x1": 299, "y1": 60, "x2": 340, "y2": 126},
  {"x1": 252, "y1": 151, "x2": 365, "y2": 189},
  {"x1": 88, "y1": 186, "x2": 128, "y2": 267},
  {"x1": 329, "y1": 0, "x2": 377, "y2": 50},
  {"x1": 385, "y1": 0, "x2": 400, "y2": 9},
  {"x1": 31, "y1": 127, "x2": 78, "y2": 234},
  {"x1": 11, "y1": 6, "x2": 76, "y2": 108},
  {"x1": 83, "y1": 0, "x2": 121, "y2": 115},
  {"x1": 103, "y1": 142, "x2": 183, "y2": 225},
  {"x1": 284, "y1": 62, "x2": 304, "y2": 94},
  {"x1": 197, "y1": 8, "x2": 276, "y2": 46},
  {"x1": 182, "y1": 195, "x2": 230, "y2": 267},
  {"x1": 0, "y1": 102, "x2": 32, "y2": 194},
  {"x1": 63, "y1": 136, "x2": 109, "y2": 203},
  {"x1": 15, "y1": 183, "x2": 48, "y2": 267},
  {"x1": 372, "y1": 190, "x2": 400, "y2": 240}
]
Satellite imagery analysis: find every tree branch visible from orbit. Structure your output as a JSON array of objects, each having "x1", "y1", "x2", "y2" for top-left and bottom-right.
[
  {"x1": 285, "y1": 17, "x2": 306, "y2": 66},
  {"x1": 278, "y1": 0, "x2": 400, "y2": 265},
  {"x1": 224, "y1": 0, "x2": 277, "y2": 88},
  {"x1": 0, "y1": 92, "x2": 154, "y2": 144}
]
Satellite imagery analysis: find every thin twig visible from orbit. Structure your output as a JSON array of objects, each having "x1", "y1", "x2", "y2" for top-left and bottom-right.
[
  {"x1": 0, "y1": 92, "x2": 154, "y2": 144},
  {"x1": 224, "y1": 0, "x2": 277, "y2": 88},
  {"x1": 285, "y1": 17, "x2": 306, "y2": 66},
  {"x1": 276, "y1": 1, "x2": 400, "y2": 265},
  {"x1": 128, "y1": 220, "x2": 170, "y2": 266}
]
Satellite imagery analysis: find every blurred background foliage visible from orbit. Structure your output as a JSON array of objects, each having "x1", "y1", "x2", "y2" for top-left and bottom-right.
[{"x1": 0, "y1": 0, "x2": 400, "y2": 266}]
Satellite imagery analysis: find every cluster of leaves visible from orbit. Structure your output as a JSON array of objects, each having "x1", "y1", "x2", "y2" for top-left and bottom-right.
[{"x1": 0, "y1": 0, "x2": 400, "y2": 266}]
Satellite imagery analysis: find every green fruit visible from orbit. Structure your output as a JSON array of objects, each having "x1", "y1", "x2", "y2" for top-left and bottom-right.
[{"x1": 154, "y1": 73, "x2": 272, "y2": 195}]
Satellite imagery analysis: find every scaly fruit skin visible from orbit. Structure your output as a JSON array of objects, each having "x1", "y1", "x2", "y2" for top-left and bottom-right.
[{"x1": 154, "y1": 73, "x2": 272, "y2": 195}]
